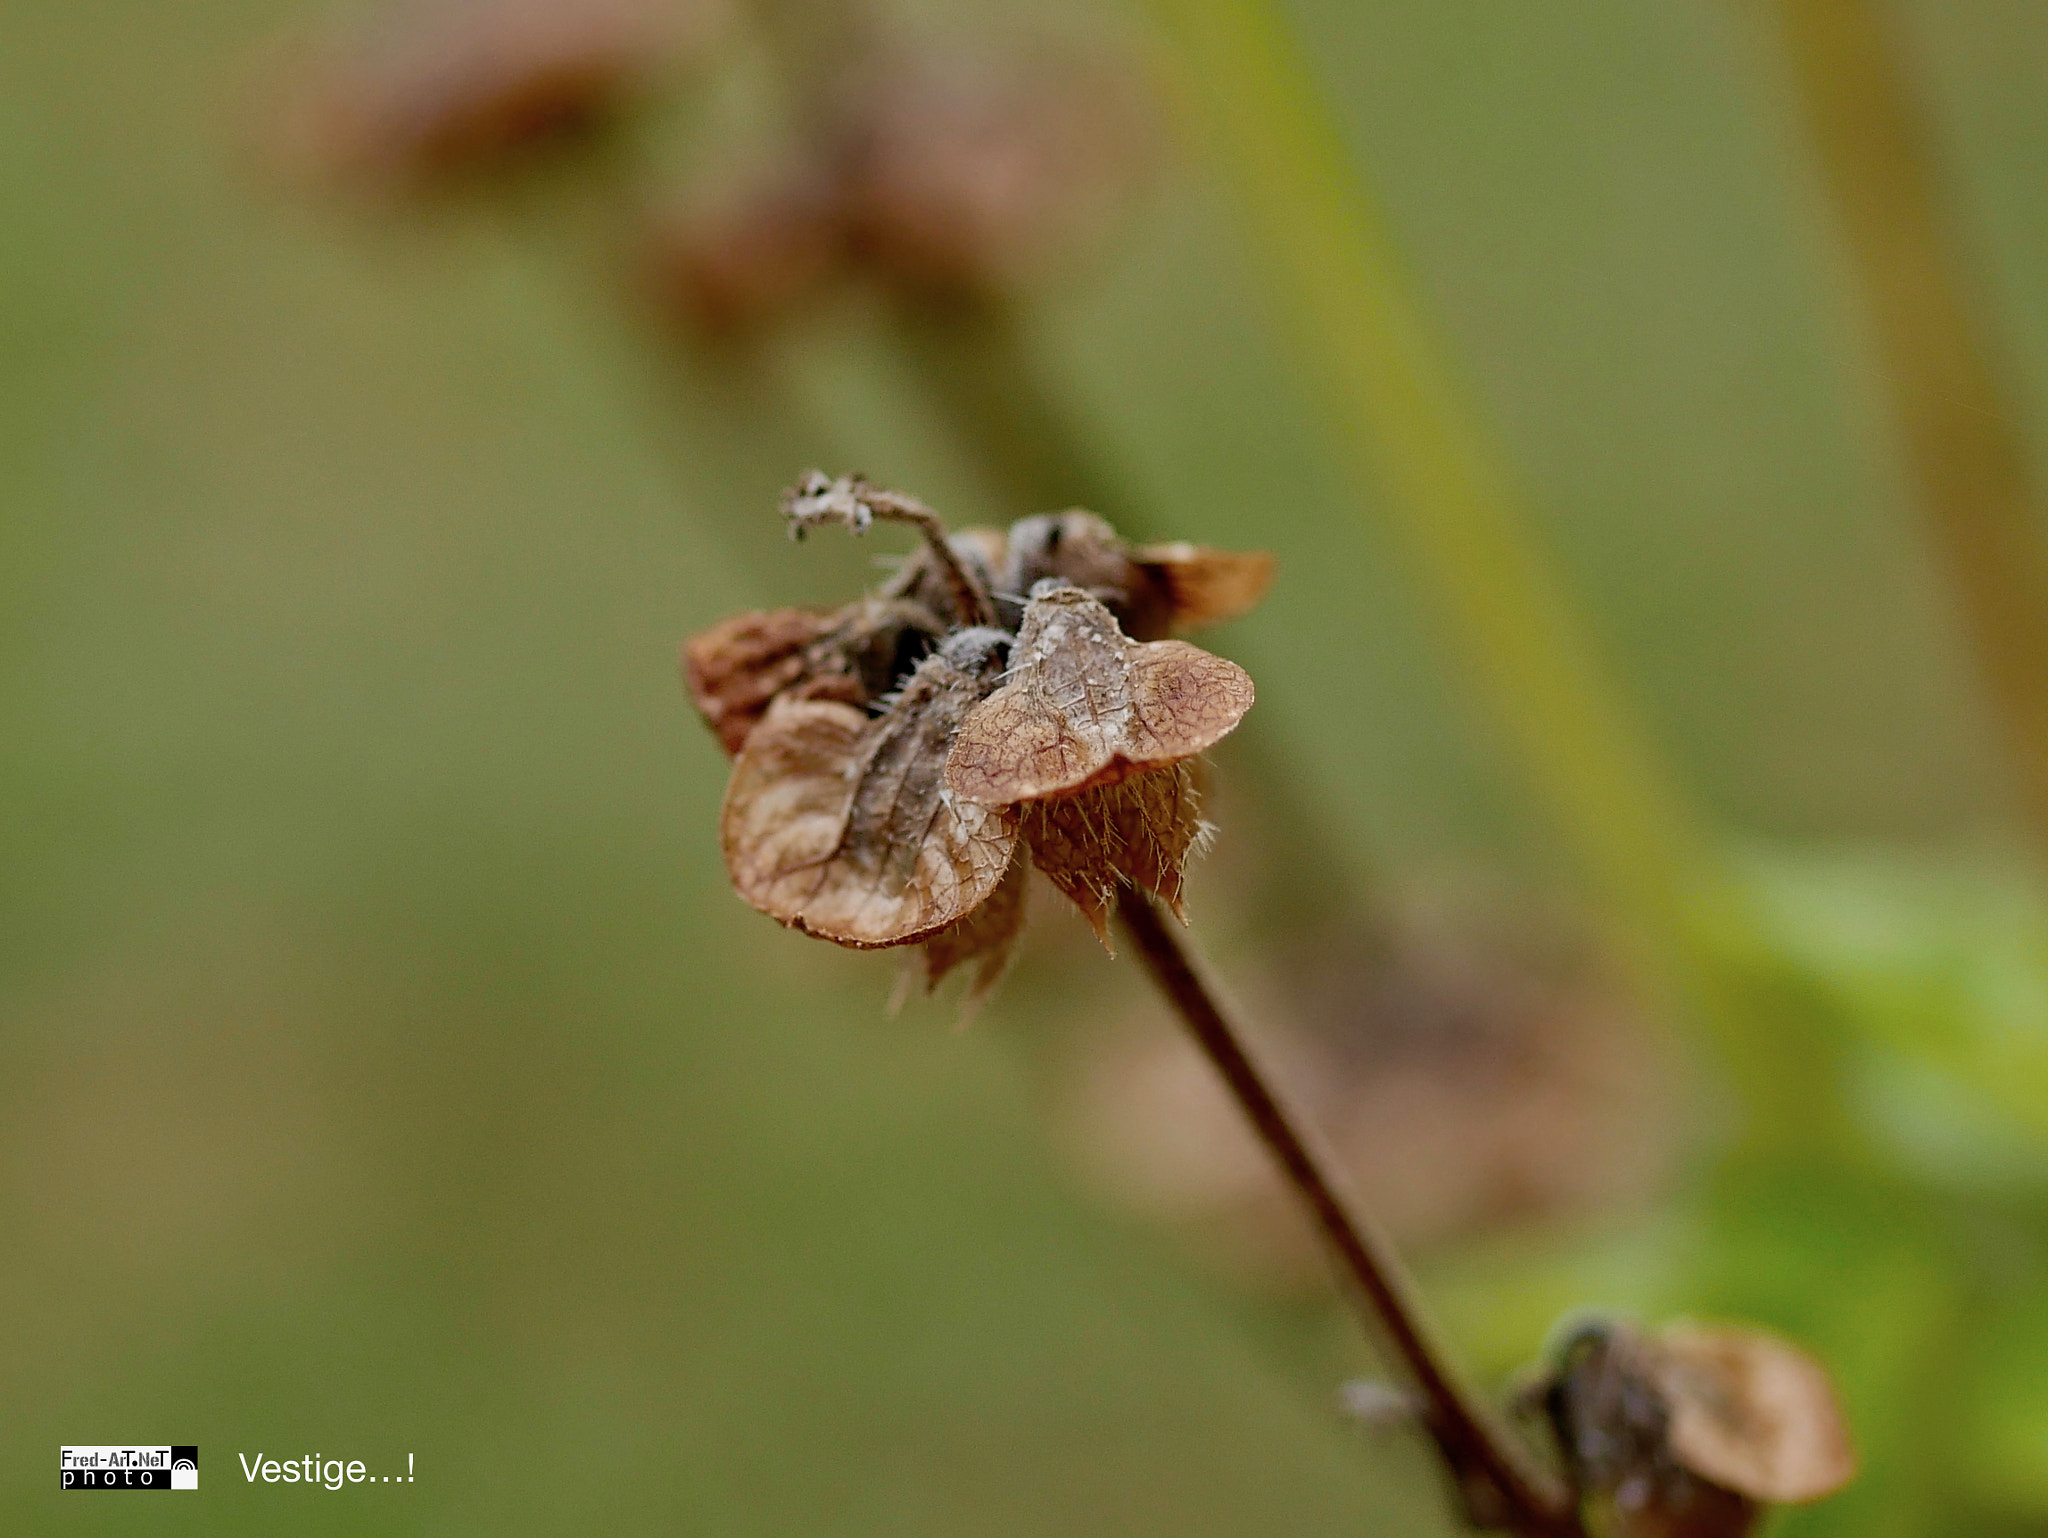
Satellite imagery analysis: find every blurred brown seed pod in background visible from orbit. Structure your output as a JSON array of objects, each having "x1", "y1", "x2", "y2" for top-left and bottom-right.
[
  {"x1": 1536, "y1": 1319, "x2": 1856, "y2": 1535},
  {"x1": 1062, "y1": 884, "x2": 1683, "y2": 1285},
  {"x1": 264, "y1": 0, "x2": 725, "y2": 191},
  {"x1": 649, "y1": 168, "x2": 851, "y2": 334},
  {"x1": 832, "y1": 37, "x2": 1159, "y2": 296},
  {"x1": 647, "y1": 31, "x2": 1160, "y2": 335}
]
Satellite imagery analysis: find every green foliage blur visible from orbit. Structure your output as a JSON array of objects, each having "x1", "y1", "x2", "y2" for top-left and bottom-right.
[{"x1": 5, "y1": 0, "x2": 2047, "y2": 1534}]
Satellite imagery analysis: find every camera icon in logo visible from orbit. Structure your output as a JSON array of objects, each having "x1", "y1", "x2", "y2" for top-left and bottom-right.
[{"x1": 170, "y1": 1448, "x2": 199, "y2": 1490}]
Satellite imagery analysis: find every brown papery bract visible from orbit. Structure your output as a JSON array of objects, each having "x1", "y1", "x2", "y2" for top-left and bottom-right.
[
  {"x1": 1001, "y1": 512, "x2": 1274, "y2": 641},
  {"x1": 683, "y1": 597, "x2": 944, "y2": 757},
  {"x1": 721, "y1": 632, "x2": 1015, "y2": 947},
  {"x1": 946, "y1": 583, "x2": 1253, "y2": 806},
  {"x1": 1130, "y1": 541, "x2": 1278, "y2": 634},
  {"x1": 1020, "y1": 764, "x2": 1208, "y2": 945},
  {"x1": 908, "y1": 853, "x2": 1030, "y2": 1015},
  {"x1": 1652, "y1": 1325, "x2": 1857, "y2": 1506}
]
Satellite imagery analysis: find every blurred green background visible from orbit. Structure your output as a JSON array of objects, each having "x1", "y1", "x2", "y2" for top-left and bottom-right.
[{"x1": 6, "y1": 0, "x2": 2048, "y2": 1533}]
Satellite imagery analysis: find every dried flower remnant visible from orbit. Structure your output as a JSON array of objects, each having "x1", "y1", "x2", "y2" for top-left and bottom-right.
[
  {"x1": 274, "y1": 0, "x2": 718, "y2": 189},
  {"x1": 685, "y1": 476, "x2": 1265, "y2": 1001},
  {"x1": 680, "y1": 481, "x2": 1609, "y2": 1536},
  {"x1": 1535, "y1": 1320, "x2": 1855, "y2": 1537},
  {"x1": 721, "y1": 629, "x2": 1016, "y2": 947}
]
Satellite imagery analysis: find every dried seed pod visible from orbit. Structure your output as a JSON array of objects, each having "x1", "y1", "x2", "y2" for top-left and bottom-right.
[
  {"x1": 1019, "y1": 764, "x2": 1209, "y2": 944},
  {"x1": 682, "y1": 597, "x2": 943, "y2": 756},
  {"x1": 277, "y1": 0, "x2": 715, "y2": 188},
  {"x1": 721, "y1": 629, "x2": 1016, "y2": 946},
  {"x1": 946, "y1": 581, "x2": 1254, "y2": 805},
  {"x1": 909, "y1": 853, "x2": 1029, "y2": 1013},
  {"x1": 1540, "y1": 1320, "x2": 1854, "y2": 1537},
  {"x1": 1002, "y1": 512, "x2": 1274, "y2": 640}
]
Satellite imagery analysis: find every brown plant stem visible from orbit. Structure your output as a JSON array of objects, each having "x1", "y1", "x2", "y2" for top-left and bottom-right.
[
  {"x1": 783, "y1": 474, "x2": 999, "y2": 627},
  {"x1": 1114, "y1": 887, "x2": 1580, "y2": 1537},
  {"x1": 1772, "y1": 0, "x2": 2048, "y2": 851}
]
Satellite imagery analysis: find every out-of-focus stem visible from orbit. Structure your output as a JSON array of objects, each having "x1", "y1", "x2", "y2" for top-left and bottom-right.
[
  {"x1": 885, "y1": 296, "x2": 1127, "y2": 516},
  {"x1": 1138, "y1": 0, "x2": 1867, "y2": 1152},
  {"x1": 1770, "y1": 0, "x2": 2048, "y2": 852},
  {"x1": 1116, "y1": 888, "x2": 1581, "y2": 1537},
  {"x1": 1141, "y1": 0, "x2": 1714, "y2": 947}
]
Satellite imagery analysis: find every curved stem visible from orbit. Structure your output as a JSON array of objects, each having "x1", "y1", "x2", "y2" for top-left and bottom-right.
[
  {"x1": 1115, "y1": 888, "x2": 1580, "y2": 1536},
  {"x1": 781, "y1": 472, "x2": 999, "y2": 627}
]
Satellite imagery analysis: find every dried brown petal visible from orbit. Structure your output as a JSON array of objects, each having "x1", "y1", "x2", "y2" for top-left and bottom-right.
[
  {"x1": 1130, "y1": 541, "x2": 1277, "y2": 632},
  {"x1": 1019, "y1": 763, "x2": 1208, "y2": 944},
  {"x1": 682, "y1": 598, "x2": 944, "y2": 756},
  {"x1": 911, "y1": 852, "x2": 1029, "y2": 1013},
  {"x1": 946, "y1": 583, "x2": 1254, "y2": 806},
  {"x1": 1652, "y1": 1326, "x2": 1857, "y2": 1505},
  {"x1": 721, "y1": 631, "x2": 1016, "y2": 947},
  {"x1": 682, "y1": 606, "x2": 842, "y2": 756},
  {"x1": 1003, "y1": 512, "x2": 1273, "y2": 641}
]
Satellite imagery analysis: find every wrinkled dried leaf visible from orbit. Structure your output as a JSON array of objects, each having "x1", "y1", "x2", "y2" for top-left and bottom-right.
[
  {"x1": 910, "y1": 852, "x2": 1029, "y2": 1015},
  {"x1": 946, "y1": 583, "x2": 1253, "y2": 806},
  {"x1": 1020, "y1": 763, "x2": 1208, "y2": 944},
  {"x1": 683, "y1": 598, "x2": 943, "y2": 756},
  {"x1": 721, "y1": 632, "x2": 1016, "y2": 946},
  {"x1": 1653, "y1": 1326, "x2": 1857, "y2": 1505}
]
